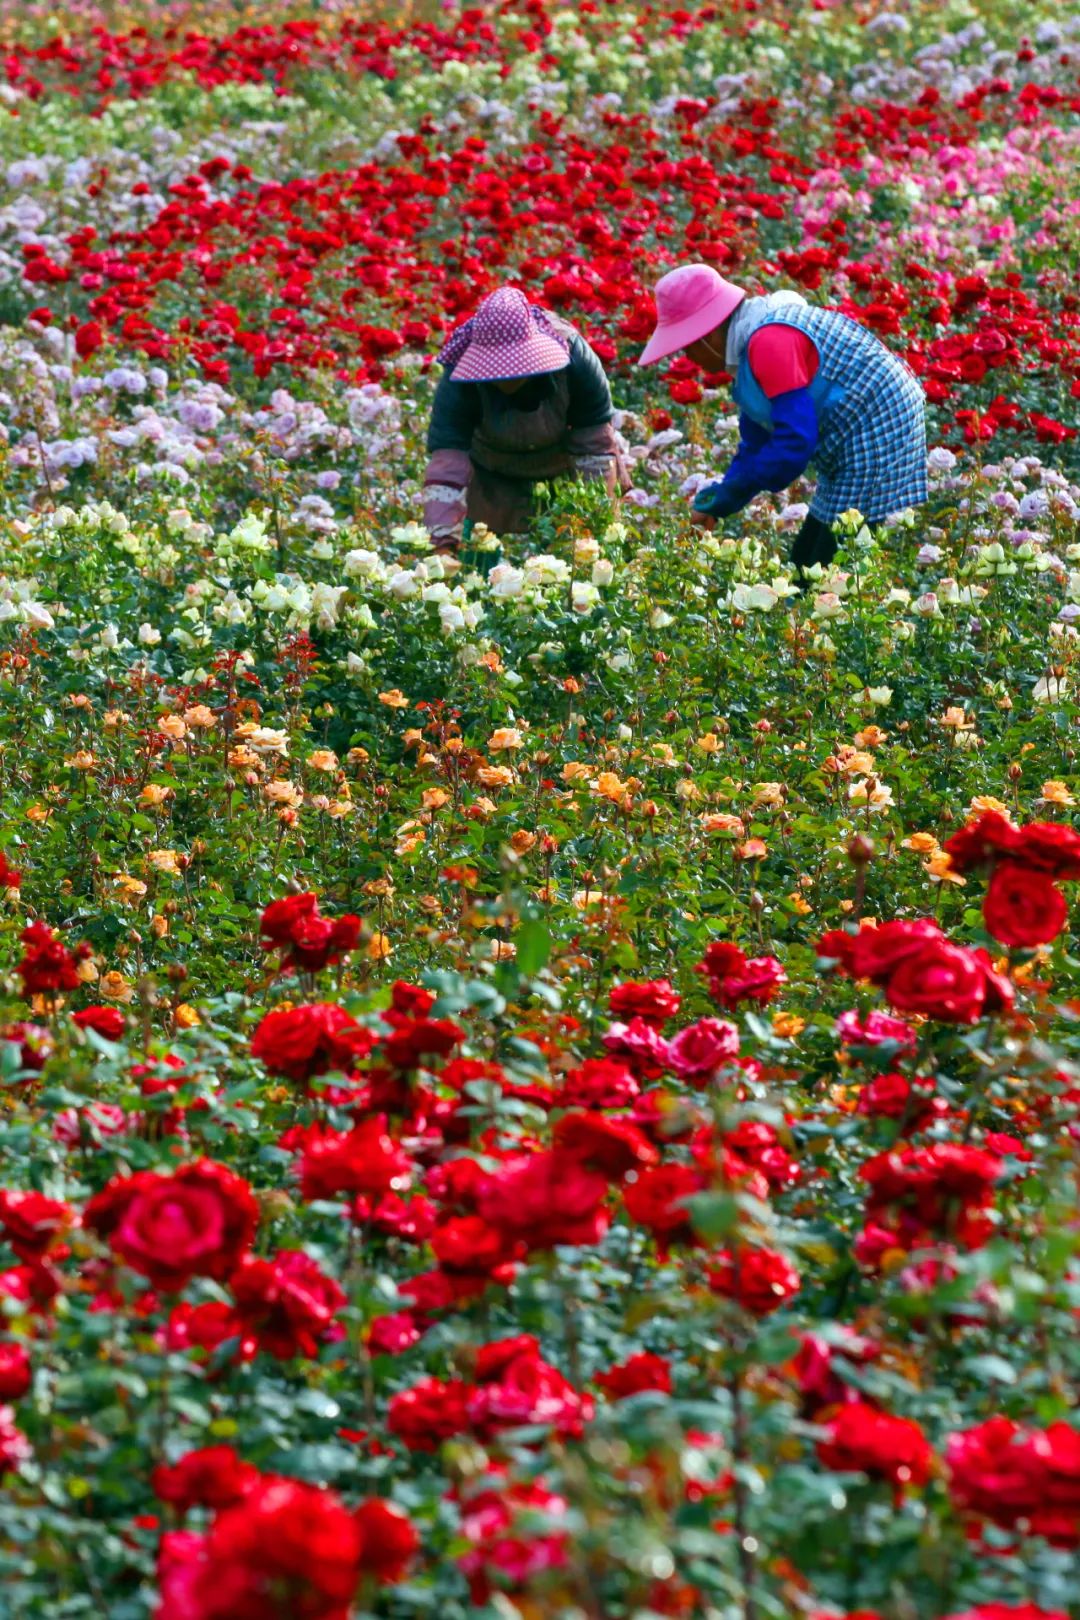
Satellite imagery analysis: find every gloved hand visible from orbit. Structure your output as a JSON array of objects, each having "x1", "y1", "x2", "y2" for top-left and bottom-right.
[
  {"x1": 692, "y1": 481, "x2": 733, "y2": 518},
  {"x1": 790, "y1": 516, "x2": 838, "y2": 572}
]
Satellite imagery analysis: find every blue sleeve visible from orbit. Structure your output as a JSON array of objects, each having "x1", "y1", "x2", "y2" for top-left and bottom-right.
[{"x1": 693, "y1": 389, "x2": 819, "y2": 518}]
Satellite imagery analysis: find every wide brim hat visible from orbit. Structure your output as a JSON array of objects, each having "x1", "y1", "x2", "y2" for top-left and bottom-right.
[
  {"x1": 638, "y1": 264, "x2": 746, "y2": 366},
  {"x1": 439, "y1": 288, "x2": 571, "y2": 383}
]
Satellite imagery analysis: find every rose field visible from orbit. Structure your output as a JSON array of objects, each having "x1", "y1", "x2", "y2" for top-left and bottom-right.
[{"x1": 4, "y1": 0, "x2": 1080, "y2": 1616}]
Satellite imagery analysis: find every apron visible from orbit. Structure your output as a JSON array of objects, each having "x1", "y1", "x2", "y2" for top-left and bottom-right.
[{"x1": 467, "y1": 373, "x2": 624, "y2": 535}]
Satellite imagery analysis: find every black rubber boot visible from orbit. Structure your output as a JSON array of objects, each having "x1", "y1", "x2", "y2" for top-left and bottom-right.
[{"x1": 791, "y1": 514, "x2": 839, "y2": 578}]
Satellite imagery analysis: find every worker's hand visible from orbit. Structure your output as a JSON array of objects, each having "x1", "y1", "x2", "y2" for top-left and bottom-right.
[
  {"x1": 690, "y1": 509, "x2": 717, "y2": 531},
  {"x1": 691, "y1": 480, "x2": 731, "y2": 523}
]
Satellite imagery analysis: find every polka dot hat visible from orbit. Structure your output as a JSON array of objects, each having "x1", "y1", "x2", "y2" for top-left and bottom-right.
[{"x1": 438, "y1": 287, "x2": 571, "y2": 383}]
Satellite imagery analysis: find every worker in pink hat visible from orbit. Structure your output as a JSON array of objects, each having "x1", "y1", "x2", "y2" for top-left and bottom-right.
[
  {"x1": 639, "y1": 263, "x2": 926, "y2": 576},
  {"x1": 423, "y1": 287, "x2": 627, "y2": 550}
]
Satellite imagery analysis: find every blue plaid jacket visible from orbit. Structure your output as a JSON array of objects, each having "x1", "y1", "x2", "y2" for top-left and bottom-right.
[{"x1": 732, "y1": 304, "x2": 928, "y2": 524}]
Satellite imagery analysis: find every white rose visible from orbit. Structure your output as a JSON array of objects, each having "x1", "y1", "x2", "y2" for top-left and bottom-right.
[
  {"x1": 592, "y1": 559, "x2": 615, "y2": 587},
  {"x1": 387, "y1": 569, "x2": 419, "y2": 600},
  {"x1": 488, "y1": 564, "x2": 526, "y2": 599},
  {"x1": 138, "y1": 622, "x2": 161, "y2": 645},
  {"x1": 344, "y1": 548, "x2": 385, "y2": 581}
]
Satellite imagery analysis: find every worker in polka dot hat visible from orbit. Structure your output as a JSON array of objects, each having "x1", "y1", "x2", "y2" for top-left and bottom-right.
[
  {"x1": 423, "y1": 287, "x2": 628, "y2": 550},
  {"x1": 639, "y1": 263, "x2": 927, "y2": 579}
]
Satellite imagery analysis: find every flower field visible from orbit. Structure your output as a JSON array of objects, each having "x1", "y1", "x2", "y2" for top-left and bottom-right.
[{"x1": 2, "y1": 1, "x2": 1080, "y2": 1615}]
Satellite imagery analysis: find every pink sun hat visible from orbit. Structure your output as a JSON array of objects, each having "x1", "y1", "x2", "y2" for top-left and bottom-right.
[
  {"x1": 439, "y1": 288, "x2": 571, "y2": 383},
  {"x1": 638, "y1": 264, "x2": 747, "y2": 366}
]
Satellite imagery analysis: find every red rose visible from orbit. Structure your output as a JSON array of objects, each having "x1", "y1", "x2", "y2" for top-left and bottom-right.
[
  {"x1": 0, "y1": 1343, "x2": 31, "y2": 1401},
  {"x1": 152, "y1": 1445, "x2": 257, "y2": 1514},
  {"x1": 947, "y1": 1416, "x2": 1046, "y2": 1525},
  {"x1": 666, "y1": 1017, "x2": 740, "y2": 1082},
  {"x1": 983, "y1": 861, "x2": 1068, "y2": 947},
  {"x1": 559, "y1": 1057, "x2": 640, "y2": 1108},
  {"x1": 860, "y1": 1143, "x2": 1002, "y2": 1248},
  {"x1": 724, "y1": 1120, "x2": 801, "y2": 1189},
  {"x1": 0, "y1": 1023, "x2": 53, "y2": 1074},
  {"x1": 472, "y1": 1335, "x2": 542, "y2": 1383},
  {"x1": 367, "y1": 1312, "x2": 423, "y2": 1355},
  {"x1": 669, "y1": 377, "x2": 702, "y2": 404},
  {"x1": 884, "y1": 938, "x2": 988, "y2": 1023},
  {"x1": 17, "y1": 921, "x2": 83, "y2": 996},
  {"x1": 696, "y1": 941, "x2": 747, "y2": 981},
  {"x1": 259, "y1": 893, "x2": 362, "y2": 975},
  {"x1": 424, "y1": 1156, "x2": 488, "y2": 1211},
  {"x1": 595, "y1": 1352, "x2": 672, "y2": 1400},
  {"x1": 164, "y1": 1300, "x2": 249, "y2": 1361},
  {"x1": 75, "y1": 320, "x2": 105, "y2": 358},
  {"x1": 722, "y1": 955, "x2": 786, "y2": 1006},
  {"x1": 387, "y1": 1376, "x2": 470, "y2": 1451},
  {"x1": 229, "y1": 1249, "x2": 346, "y2": 1361},
  {"x1": 791, "y1": 1329, "x2": 880, "y2": 1419},
  {"x1": 382, "y1": 1016, "x2": 465, "y2": 1071},
  {"x1": 706, "y1": 1246, "x2": 801, "y2": 1315},
  {"x1": 943, "y1": 810, "x2": 1022, "y2": 873},
  {"x1": 818, "y1": 1401, "x2": 933, "y2": 1493},
  {"x1": 389, "y1": 980, "x2": 435, "y2": 1016},
  {"x1": 193, "y1": 1475, "x2": 364, "y2": 1620},
  {"x1": 0, "y1": 1406, "x2": 30, "y2": 1476},
  {"x1": 466, "y1": 1347, "x2": 593, "y2": 1439},
  {"x1": 697, "y1": 941, "x2": 786, "y2": 1008},
  {"x1": 0, "y1": 1190, "x2": 73, "y2": 1260},
  {"x1": 552, "y1": 1113, "x2": 658, "y2": 1179},
  {"x1": 973, "y1": 947, "x2": 1015, "y2": 1015},
  {"x1": 156, "y1": 1529, "x2": 206, "y2": 1620},
  {"x1": 456, "y1": 1474, "x2": 569, "y2": 1604},
  {"x1": 251, "y1": 1003, "x2": 374, "y2": 1085},
  {"x1": 853, "y1": 1219, "x2": 909, "y2": 1271},
  {"x1": 1013, "y1": 821, "x2": 1080, "y2": 879},
  {"x1": 608, "y1": 978, "x2": 681, "y2": 1029},
  {"x1": 298, "y1": 1116, "x2": 413, "y2": 1202},
  {"x1": 601, "y1": 1016, "x2": 672, "y2": 1076},
  {"x1": 835, "y1": 1009, "x2": 917, "y2": 1052},
  {"x1": 477, "y1": 1149, "x2": 611, "y2": 1250},
  {"x1": 857, "y1": 1073, "x2": 940, "y2": 1129},
  {"x1": 816, "y1": 927, "x2": 861, "y2": 973},
  {"x1": 430, "y1": 1214, "x2": 518, "y2": 1275},
  {"x1": 85, "y1": 1160, "x2": 257, "y2": 1292},
  {"x1": 622, "y1": 1163, "x2": 704, "y2": 1249},
  {"x1": 947, "y1": 1608, "x2": 1068, "y2": 1620},
  {"x1": 848, "y1": 918, "x2": 944, "y2": 983},
  {"x1": 354, "y1": 1499, "x2": 420, "y2": 1584},
  {"x1": 72, "y1": 1006, "x2": 126, "y2": 1040},
  {"x1": 259, "y1": 892, "x2": 319, "y2": 947},
  {"x1": 942, "y1": 1420, "x2": 1080, "y2": 1546}
]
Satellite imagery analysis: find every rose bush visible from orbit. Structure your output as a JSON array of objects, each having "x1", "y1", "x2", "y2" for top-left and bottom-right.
[{"x1": 0, "y1": 2, "x2": 1076, "y2": 1618}]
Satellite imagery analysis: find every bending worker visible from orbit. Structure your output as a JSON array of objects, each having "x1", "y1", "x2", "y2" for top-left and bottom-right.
[
  {"x1": 638, "y1": 264, "x2": 927, "y2": 573},
  {"x1": 423, "y1": 286, "x2": 626, "y2": 550}
]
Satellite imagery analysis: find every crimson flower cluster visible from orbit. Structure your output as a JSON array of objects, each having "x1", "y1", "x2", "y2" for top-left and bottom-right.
[
  {"x1": 944, "y1": 810, "x2": 1080, "y2": 948},
  {"x1": 155, "y1": 1465, "x2": 418, "y2": 1620},
  {"x1": 259, "y1": 892, "x2": 362, "y2": 976},
  {"x1": 819, "y1": 917, "x2": 1013, "y2": 1024}
]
